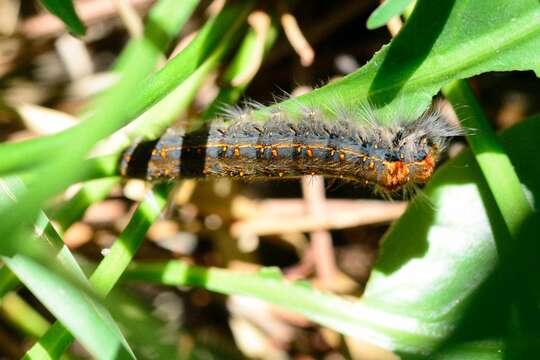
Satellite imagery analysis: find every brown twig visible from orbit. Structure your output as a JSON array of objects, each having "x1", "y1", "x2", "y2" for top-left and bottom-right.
[
  {"x1": 301, "y1": 176, "x2": 336, "y2": 287},
  {"x1": 279, "y1": 6, "x2": 314, "y2": 67},
  {"x1": 112, "y1": 0, "x2": 144, "y2": 38},
  {"x1": 231, "y1": 198, "x2": 406, "y2": 236},
  {"x1": 230, "y1": 11, "x2": 271, "y2": 86},
  {"x1": 268, "y1": 1, "x2": 371, "y2": 67}
]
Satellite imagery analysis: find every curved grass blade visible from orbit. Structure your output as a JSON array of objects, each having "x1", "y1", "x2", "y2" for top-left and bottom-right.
[
  {"x1": 114, "y1": 0, "x2": 199, "y2": 71},
  {"x1": 5, "y1": 255, "x2": 135, "y2": 360},
  {"x1": 0, "y1": 177, "x2": 134, "y2": 358},
  {"x1": 0, "y1": 2, "x2": 252, "y2": 175},
  {"x1": 434, "y1": 339, "x2": 504, "y2": 359},
  {"x1": 50, "y1": 0, "x2": 201, "y2": 232},
  {"x1": 23, "y1": 182, "x2": 173, "y2": 359},
  {"x1": 366, "y1": 0, "x2": 413, "y2": 29},
  {"x1": 39, "y1": 0, "x2": 85, "y2": 36},
  {"x1": 25, "y1": 17, "x2": 281, "y2": 356},
  {"x1": 444, "y1": 80, "x2": 532, "y2": 244}
]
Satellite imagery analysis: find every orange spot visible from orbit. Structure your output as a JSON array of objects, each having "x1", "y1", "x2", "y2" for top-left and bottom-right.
[
  {"x1": 369, "y1": 160, "x2": 375, "y2": 169},
  {"x1": 234, "y1": 146, "x2": 240, "y2": 157},
  {"x1": 380, "y1": 159, "x2": 413, "y2": 190},
  {"x1": 160, "y1": 149, "x2": 167, "y2": 158},
  {"x1": 278, "y1": 172, "x2": 284, "y2": 177},
  {"x1": 339, "y1": 152, "x2": 345, "y2": 161},
  {"x1": 306, "y1": 148, "x2": 313, "y2": 157},
  {"x1": 222, "y1": 145, "x2": 227, "y2": 152},
  {"x1": 239, "y1": 171, "x2": 244, "y2": 177},
  {"x1": 271, "y1": 148, "x2": 278, "y2": 157}
]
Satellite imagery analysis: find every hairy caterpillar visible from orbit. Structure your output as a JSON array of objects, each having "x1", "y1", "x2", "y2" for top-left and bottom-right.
[{"x1": 119, "y1": 103, "x2": 462, "y2": 196}]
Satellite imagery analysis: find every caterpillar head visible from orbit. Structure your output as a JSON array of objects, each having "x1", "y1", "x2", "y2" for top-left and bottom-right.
[{"x1": 363, "y1": 109, "x2": 463, "y2": 194}]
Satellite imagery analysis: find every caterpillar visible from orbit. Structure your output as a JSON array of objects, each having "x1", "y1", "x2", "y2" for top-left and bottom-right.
[{"x1": 119, "y1": 103, "x2": 462, "y2": 196}]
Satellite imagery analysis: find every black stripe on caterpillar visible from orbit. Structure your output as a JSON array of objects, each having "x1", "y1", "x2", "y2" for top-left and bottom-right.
[{"x1": 119, "y1": 104, "x2": 462, "y2": 196}]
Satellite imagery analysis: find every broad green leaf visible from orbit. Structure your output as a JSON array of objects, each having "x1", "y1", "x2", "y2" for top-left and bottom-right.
[
  {"x1": 277, "y1": 0, "x2": 540, "y2": 120},
  {"x1": 367, "y1": 0, "x2": 413, "y2": 29},
  {"x1": 39, "y1": 0, "x2": 85, "y2": 35},
  {"x1": 360, "y1": 114, "x2": 540, "y2": 355}
]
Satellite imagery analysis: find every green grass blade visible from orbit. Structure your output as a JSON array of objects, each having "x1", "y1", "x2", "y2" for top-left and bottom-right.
[
  {"x1": 0, "y1": 2, "x2": 252, "y2": 175},
  {"x1": 0, "y1": 177, "x2": 135, "y2": 358},
  {"x1": 25, "y1": 17, "x2": 279, "y2": 356},
  {"x1": 125, "y1": 260, "x2": 426, "y2": 344},
  {"x1": 90, "y1": 183, "x2": 172, "y2": 294},
  {"x1": 49, "y1": 0, "x2": 201, "y2": 233},
  {"x1": 443, "y1": 80, "x2": 532, "y2": 243},
  {"x1": 442, "y1": 81, "x2": 537, "y2": 357},
  {"x1": 434, "y1": 340, "x2": 505, "y2": 360},
  {"x1": 204, "y1": 15, "x2": 279, "y2": 119},
  {"x1": 114, "y1": 0, "x2": 200, "y2": 71},
  {"x1": 116, "y1": 27, "x2": 245, "y2": 147},
  {"x1": 52, "y1": 178, "x2": 120, "y2": 231},
  {"x1": 5, "y1": 255, "x2": 135, "y2": 360},
  {"x1": 366, "y1": 0, "x2": 413, "y2": 29},
  {"x1": 361, "y1": 113, "x2": 540, "y2": 356},
  {"x1": 73, "y1": 15, "x2": 280, "y2": 179},
  {"x1": 0, "y1": 0, "x2": 251, "y2": 254},
  {"x1": 6, "y1": 0, "x2": 538, "y2": 173},
  {"x1": 1, "y1": 292, "x2": 50, "y2": 338},
  {"x1": 25, "y1": 182, "x2": 172, "y2": 358},
  {"x1": 0, "y1": 35, "x2": 162, "y2": 254},
  {"x1": 39, "y1": 0, "x2": 85, "y2": 35},
  {"x1": 0, "y1": 266, "x2": 19, "y2": 298}
]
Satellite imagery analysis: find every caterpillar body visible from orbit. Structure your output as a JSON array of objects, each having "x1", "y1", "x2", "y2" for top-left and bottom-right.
[{"x1": 119, "y1": 104, "x2": 461, "y2": 195}]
